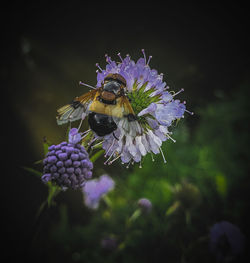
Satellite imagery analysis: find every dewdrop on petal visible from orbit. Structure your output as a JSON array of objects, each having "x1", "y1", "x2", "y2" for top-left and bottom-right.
[{"x1": 42, "y1": 128, "x2": 93, "y2": 190}]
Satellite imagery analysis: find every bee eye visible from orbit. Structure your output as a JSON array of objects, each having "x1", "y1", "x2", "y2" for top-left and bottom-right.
[{"x1": 103, "y1": 81, "x2": 121, "y2": 94}]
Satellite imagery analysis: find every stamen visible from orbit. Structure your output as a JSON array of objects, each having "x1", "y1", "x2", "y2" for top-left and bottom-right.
[
  {"x1": 104, "y1": 138, "x2": 116, "y2": 157},
  {"x1": 91, "y1": 140, "x2": 103, "y2": 149},
  {"x1": 117, "y1": 52, "x2": 123, "y2": 62},
  {"x1": 126, "y1": 54, "x2": 130, "y2": 61},
  {"x1": 95, "y1": 63, "x2": 103, "y2": 71},
  {"x1": 88, "y1": 137, "x2": 98, "y2": 146},
  {"x1": 139, "y1": 160, "x2": 142, "y2": 168},
  {"x1": 104, "y1": 149, "x2": 116, "y2": 165},
  {"x1": 173, "y1": 88, "x2": 184, "y2": 97},
  {"x1": 105, "y1": 54, "x2": 112, "y2": 65},
  {"x1": 150, "y1": 153, "x2": 155, "y2": 162},
  {"x1": 108, "y1": 154, "x2": 121, "y2": 165},
  {"x1": 159, "y1": 147, "x2": 167, "y2": 163},
  {"x1": 147, "y1": 55, "x2": 152, "y2": 66},
  {"x1": 77, "y1": 117, "x2": 84, "y2": 130},
  {"x1": 81, "y1": 129, "x2": 91, "y2": 139},
  {"x1": 79, "y1": 81, "x2": 96, "y2": 89},
  {"x1": 126, "y1": 161, "x2": 131, "y2": 169},
  {"x1": 166, "y1": 133, "x2": 176, "y2": 143},
  {"x1": 141, "y1": 49, "x2": 147, "y2": 64},
  {"x1": 185, "y1": 109, "x2": 194, "y2": 115}
]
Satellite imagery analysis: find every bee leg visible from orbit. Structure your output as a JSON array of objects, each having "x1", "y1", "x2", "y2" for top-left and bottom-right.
[{"x1": 113, "y1": 132, "x2": 119, "y2": 140}]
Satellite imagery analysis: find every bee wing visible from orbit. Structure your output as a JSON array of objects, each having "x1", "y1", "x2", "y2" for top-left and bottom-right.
[
  {"x1": 119, "y1": 96, "x2": 136, "y2": 117},
  {"x1": 114, "y1": 117, "x2": 142, "y2": 137},
  {"x1": 56, "y1": 89, "x2": 98, "y2": 125},
  {"x1": 112, "y1": 98, "x2": 142, "y2": 137}
]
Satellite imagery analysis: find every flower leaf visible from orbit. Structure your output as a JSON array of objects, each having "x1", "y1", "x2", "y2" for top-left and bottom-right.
[
  {"x1": 90, "y1": 149, "x2": 105, "y2": 163},
  {"x1": 22, "y1": 166, "x2": 42, "y2": 178}
]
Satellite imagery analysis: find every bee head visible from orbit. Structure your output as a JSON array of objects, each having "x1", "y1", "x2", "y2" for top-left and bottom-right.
[{"x1": 103, "y1": 74, "x2": 127, "y2": 95}]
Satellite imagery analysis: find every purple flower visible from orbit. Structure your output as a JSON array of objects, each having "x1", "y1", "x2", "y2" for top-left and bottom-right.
[
  {"x1": 42, "y1": 129, "x2": 93, "y2": 190},
  {"x1": 83, "y1": 174, "x2": 114, "y2": 209},
  {"x1": 210, "y1": 221, "x2": 245, "y2": 262},
  {"x1": 68, "y1": 128, "x2": 82, "y2": 144},
  {"x1": 95, "y1": 50, "x2": 191, "y2": 165},
  {"x1": 57, "y1": 51, "x2": 192, "y2": 166},
  {"x1": 137, "y1": 198, "x2": 152, "y2": 214}
]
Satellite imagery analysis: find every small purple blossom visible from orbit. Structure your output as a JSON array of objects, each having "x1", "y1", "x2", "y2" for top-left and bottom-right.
[
  {"x1": 83, "y1": 174, "x2": 115, "y2": 209},
  {"x1": 68, "y1": 128, "x2": 82, "y2": 144},
  {"x1": 210, "y1": 221, "x2": 245, "y2": 262},
  {"x1": 42, "y1": 129, "x2": 93, "y2": 190},
  {"x1": 137, "y1": 198, "x2": 152, "y2": 214}
]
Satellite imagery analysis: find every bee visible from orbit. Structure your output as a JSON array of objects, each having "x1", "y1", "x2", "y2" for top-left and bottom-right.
[{"x1": 57, "y1": 73, "x2": 137, "y2": 137}]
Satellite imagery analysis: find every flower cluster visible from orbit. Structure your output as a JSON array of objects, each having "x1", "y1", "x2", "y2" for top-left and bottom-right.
[
  {"x1": 83, "y1": 174, "x2": 115, "y2": 209},
  {"x1": 42, "y1": 129, "x2": 93, "y2": 190},
  {"x1": 94, "y1": 50, "x2": 191, "y2": 165}
]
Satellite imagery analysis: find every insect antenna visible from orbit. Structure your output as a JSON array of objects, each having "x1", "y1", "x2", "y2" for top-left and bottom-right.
[{"x1": 79, "y1": 81, "x2": 96, "y2": 89}]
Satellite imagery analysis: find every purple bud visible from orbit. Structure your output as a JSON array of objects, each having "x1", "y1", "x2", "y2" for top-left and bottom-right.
[
  {"x1": 58, "y1": 153, "x2": 68, "y2": 161},
  {"x1": 50, "y1": 165, "x2": 57, "y2": 173},
  {"x1": 66, "y1": 167, "x2": 74, "y2": 174},
  {"x1": 58, "y1": 167, "x2": 65, "y2": 174},
  {"x1": 48, "y1": 156, "x2": 57, "y2": 164},
  {"x1": 81, "y1": 159, "x2": 89, "y2": 167},
  {"x1": 48, "y1": 145, "x2": 55, "y2": 151},
  {"x1": 75, "y1": 168, "x2": 82, "y2": 175},
  {"x1": 71, "y1": 153, "x2": 79, "y2": 161},
  {"x1": 85, "y1": 171, "x2": 92, "y2": 179},
  {"x1": 56, "y1": 161, "x2": 64, "y2": 167},
  {"x1": 61, "y1": 146, "x2": 67, "y2": 152},
  {"x1": 53, "y1": 173, "x2": 60, "y2": 179},
  {"x1": 55, "y1": 150, "x2": 62, "y2": 155},
  {"x1": 66, "y1": 147, "x2": 74, "y2": 154},
  {"x1": 73, "y1": 161, "x2": 81, "y2": 167},
  {"x1": 42, "y1": 173, "x2": 51, "y2": 183},
  {"x1": 47, "y1": 150, "x2": 55, "y2": 156},
  {"x1": 79, "y1": 153, "x2": 86, "y2": 160},
  {"x1": 74, "y1": 148, "x2": 80, "y2": 154},
  {"x1": 64, "y1": 159, "x2": 72, "y2": 167},
  {"x1": 88, "y1": 162, "x2": 93, "y2": 170},
  {"x1": 138, "y1": 198, "x2": 152, "y2": 214},
  {"x1": 55, "y1": 145, "x2": 61, "y2": 151},
  {"x1": 61, "y1": 174, "x2": 69, "y2": 180}
]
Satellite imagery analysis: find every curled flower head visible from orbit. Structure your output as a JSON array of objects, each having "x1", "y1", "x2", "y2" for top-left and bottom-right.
[
  {"x1": 210, "y1": 221, "x2": 245, "y2": 262},
  {"x1": 42, "y1": 129, "x2": 93, "y2": 190},
  {"x1": 95, "y1": 50, "x2": 192, "y2": 166},
  {"x1": 83, "y1": 174, "x2": 115, "y2": 209}
]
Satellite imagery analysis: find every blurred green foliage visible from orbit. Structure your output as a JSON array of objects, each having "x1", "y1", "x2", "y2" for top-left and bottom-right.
[{"x1": 30, "y1": 85, "x2": 249, "y2": 263}]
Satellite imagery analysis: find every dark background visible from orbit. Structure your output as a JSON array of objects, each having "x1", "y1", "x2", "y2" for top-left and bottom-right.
[{"x1": 1, "y1": 3, "x2": 250, "y2": 262}]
